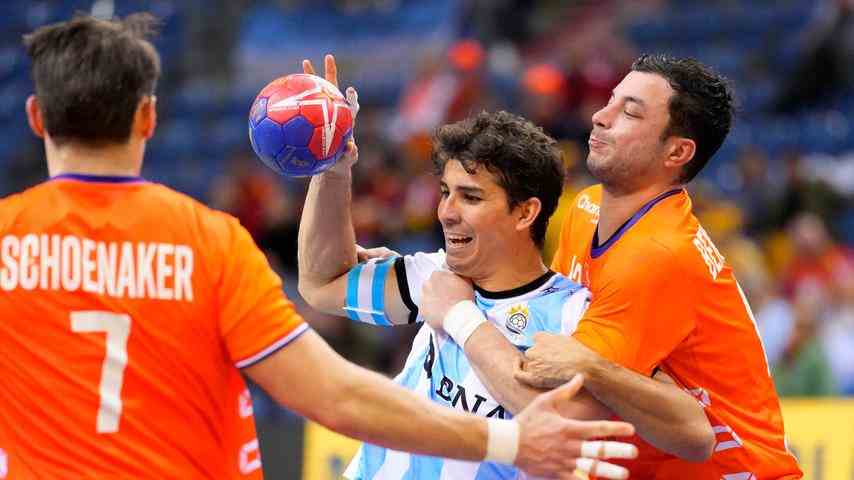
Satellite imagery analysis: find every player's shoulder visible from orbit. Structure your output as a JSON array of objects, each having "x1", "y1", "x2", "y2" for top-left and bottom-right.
[
  {"x1": 627, "y1": 191, "x2": 716, "y2": 278},
  {"x1": 608, "y1": 228, "x2": 687, "y2": 282},
  {"x1": 545, "y1": 272, "x2": 586, "y2": 296},
  {"x1": 141, "y1": 182, "x2": 220, "y2": 216},
  {"x1": 405, "y1": 249, "x2": 446, "y2": 269},
  {"x1": 0, "y1": 185, "x2": 28, "y2": 212},
  {"x1": 0, "y1": 181, "x2": 58, "y2": 231},
  {"x1": 142, "y1": 183, "x2": 244, "y2": 239},
  {"x1": 549, "y1": 274, "x2": 591, "y2": 309},
  {"x1": 398, "y1": 249, "x2": 446, "y2": 287},
  {"x1": 0, "y1": 180, "x2": 57, "y2": 205}
]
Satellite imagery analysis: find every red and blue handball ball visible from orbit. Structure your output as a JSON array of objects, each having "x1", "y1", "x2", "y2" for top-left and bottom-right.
[{"x1": 248, "y1": 73, "x2": 354, "y2": 177}]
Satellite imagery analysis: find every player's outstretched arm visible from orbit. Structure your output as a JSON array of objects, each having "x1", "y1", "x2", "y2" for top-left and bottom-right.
[{"x1": 244, "y1": 329, "x2": 639, "y2": 479}]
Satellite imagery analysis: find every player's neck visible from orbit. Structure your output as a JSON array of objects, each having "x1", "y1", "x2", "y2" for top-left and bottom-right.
[
  {"x1": 598, "y1": 182, "x2": 683, "y2": 241},
  {"x1": 474, "y1": 245, "x2": 548, "y2": 293},
  {"x1": 46, "y1": 138, "x2": 144, "y2": 178}
]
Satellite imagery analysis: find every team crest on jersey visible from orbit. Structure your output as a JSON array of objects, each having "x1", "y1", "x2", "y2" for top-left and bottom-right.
[{"x1": 506, "y1": 304, "x2": 529, "y2": 335}]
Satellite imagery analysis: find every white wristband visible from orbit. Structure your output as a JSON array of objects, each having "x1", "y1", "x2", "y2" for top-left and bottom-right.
[
  {"x1": 443, "y1": 300, "x2": 487, "y2": 347},
  {"x1": 485, "y1": 419, "x2": 519, "y2": 464}
]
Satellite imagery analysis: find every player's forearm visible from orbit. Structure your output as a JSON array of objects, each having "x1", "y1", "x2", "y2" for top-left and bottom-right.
[
  {"x1": 297, "y1": 170, "x2": 357, "y2": 298},
  {"x1": 249, "y1": 331, "x2": 489, "y2": 461},
  {"x1": 329, "y1": 358, "x2": 488, "y2": 461},
  {"x1": 465, "y1": 325, "x2": 547, "y2": 414},
  {"x1": 584, "y1": 361, "x2": 714, "y2": 462},
  {"x1": 466, "y1": 325, "x2": 610, "y2": 419}
]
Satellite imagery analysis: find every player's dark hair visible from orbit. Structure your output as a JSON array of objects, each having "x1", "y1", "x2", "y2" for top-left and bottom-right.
[
  {"x1": 631, "y1": 54, "x2": 734, "y2": 183},
  {"x1": 432, "y1": 110, "x2": 565, "y2": 248},
  {"x1": 23, "y1": 13, "x2": 161, "y2": 146}
]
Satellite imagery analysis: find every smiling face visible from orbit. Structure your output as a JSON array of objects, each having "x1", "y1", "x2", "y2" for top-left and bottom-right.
[
  {"x1": 437, "y1": 160, "x2": 526, "y2": 280},
  {"x1": 587, "y1": 71, "x2": 675, "y2": 193}
]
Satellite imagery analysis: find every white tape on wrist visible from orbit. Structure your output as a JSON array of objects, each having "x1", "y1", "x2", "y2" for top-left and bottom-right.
[
  {"x1": 484, "y1": 419, "x2": 519, "y2": 464},
  {"x1": 443, "y1": 300, "x2": 486, "y2": 347}
]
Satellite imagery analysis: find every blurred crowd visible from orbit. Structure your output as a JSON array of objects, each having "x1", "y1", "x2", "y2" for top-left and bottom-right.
[{"x1": 1, "y1": 0, "x2": 853, "y2": 418}]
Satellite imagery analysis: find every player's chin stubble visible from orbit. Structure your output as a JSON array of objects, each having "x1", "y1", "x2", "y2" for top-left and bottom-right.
[
  {"x1": 587, "y1": 152, "x2": 625, "y2": 188},
  {"x1": 588, "y1": 151, "x2": 653, "y2": 194}
]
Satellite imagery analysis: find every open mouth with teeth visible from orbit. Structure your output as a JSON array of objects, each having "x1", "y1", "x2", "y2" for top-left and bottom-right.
[{"x1": 446, "y1": 234, "x2": 473, "y2": 246}]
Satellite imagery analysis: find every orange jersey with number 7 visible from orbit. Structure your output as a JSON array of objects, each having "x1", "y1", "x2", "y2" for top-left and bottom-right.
[
  {"x1": 552, "y1": 185, "x2": 802, "y2": 479},
  {"x1": 0, "y1": 175, "x2": 307, "y2": 479}
]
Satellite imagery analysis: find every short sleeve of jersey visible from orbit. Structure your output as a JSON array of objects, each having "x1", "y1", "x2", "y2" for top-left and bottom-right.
[
  {"x1": 344, "y1": 249, "x2": 445, "y2": 325},
  {"x1": 572, "y1": 244, "x2": 696, "y2": 375},
  {"x1": 218, "y1": 218, "x2": 307, "y2": 368},
  {"x1": 401, "y1": 250, "x2": 446, "y2": 307}
]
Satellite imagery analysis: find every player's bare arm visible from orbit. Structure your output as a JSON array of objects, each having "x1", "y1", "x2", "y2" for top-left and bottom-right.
[
  {"x1": 421, "y1": 270, "x2": 714, "y2": 463},
  {"x1": 243, "y1": 328, "x2": 639, "y2": 480},
  {"x1": 516, "y1": 333, "x2": 713, "y2": 461},
  {"x1": 296, "y1": 55, "x2": 410, "y2": 323}
]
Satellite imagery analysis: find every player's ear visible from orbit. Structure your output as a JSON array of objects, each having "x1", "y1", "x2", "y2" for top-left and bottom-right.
[
  {"x1": 664, "y1": 136, "x2": 695, "y2": 170},
  {"x1": 515, "y1": 197, "x2": 542, "y2": 233},
  {"x1": 136, "y1": 95, "x2": 157, "y2": 140},
  {"x1": 25, "y1": 94, "x2": 45, "y2": 139}
]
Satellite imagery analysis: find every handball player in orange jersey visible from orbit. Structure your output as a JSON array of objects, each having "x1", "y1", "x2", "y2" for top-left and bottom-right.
[
  {"x1": 512, "y1": 56, "x2": 803, "y2": 478},
  {"x1": 0, "y1": 13, "x2": 641, "y2": 480}
]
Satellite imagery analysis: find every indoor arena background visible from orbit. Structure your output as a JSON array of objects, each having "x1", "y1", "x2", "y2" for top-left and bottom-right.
[{"x1": 1, "y1": 1, "x2": 852, "y2": 478}]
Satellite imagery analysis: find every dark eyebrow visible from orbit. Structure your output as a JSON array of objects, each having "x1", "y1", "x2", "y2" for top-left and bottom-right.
[
  {"x1": 624, "y1": 95, "x2": 646, "y2": 107},
  {"x1": 440, "y1": 182, "x2": 485, "y2": 195},
  {"x1": 458, "y1": 186, "x2": 485, "y2": 195},
  {"x1": 610, "y1": 91, "x2": 647, "y2": 108}
]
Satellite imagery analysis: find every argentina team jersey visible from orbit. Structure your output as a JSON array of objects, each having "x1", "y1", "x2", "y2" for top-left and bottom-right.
[{"x1": 342, "y1": 250, "x2": 590, "y2": 480}]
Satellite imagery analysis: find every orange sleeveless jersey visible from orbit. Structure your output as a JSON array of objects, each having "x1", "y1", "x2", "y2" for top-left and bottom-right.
[
  {"x1": 552, "y1": 185, "x2": 802, "y2": 479},
  {"x1": 0, "y1": 175, "x2": 308, "y2": 479}
]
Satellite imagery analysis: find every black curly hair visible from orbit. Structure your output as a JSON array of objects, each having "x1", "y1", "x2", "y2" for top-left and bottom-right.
[
  {"x1": 632, "y1": 54, "x2": 734, "y2": 183},
  {"x1": 431, "y1": 110, "x2": 565, "y2": 248}
]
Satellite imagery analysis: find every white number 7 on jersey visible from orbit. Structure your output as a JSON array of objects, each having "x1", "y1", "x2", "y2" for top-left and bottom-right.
[{"x1": 71, "y1": 311, "x2": 131, "y2": 434}]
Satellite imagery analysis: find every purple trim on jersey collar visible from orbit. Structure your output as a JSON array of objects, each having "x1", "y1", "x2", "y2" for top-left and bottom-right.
[
  {"x1": 590, "y1": 188, "x2": 683, "y2": 259},
  {"x1": 50, "y1": 173, "x2": 146, "y2": 183}
]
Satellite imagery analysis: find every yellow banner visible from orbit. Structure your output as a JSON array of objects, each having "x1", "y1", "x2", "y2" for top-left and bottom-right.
[
  {"x1": 302, "y1": 423, "x2": 361, "y2": 480},
  {"x1": 780, "y1": 399, "x2": 854, "y2": 479},
  {"x1": 302, "y1": 399, "x2": 854, "y2": 479}
]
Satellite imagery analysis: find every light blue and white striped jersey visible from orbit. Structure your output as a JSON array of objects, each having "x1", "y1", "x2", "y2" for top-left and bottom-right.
[{"x1": 342, "y1": 250, "x2": 590, "y2": 480}]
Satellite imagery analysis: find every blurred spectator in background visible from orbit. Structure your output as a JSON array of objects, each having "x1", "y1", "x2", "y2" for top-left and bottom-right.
[
  {"x1": 774, "y1": 0, "x2": 854, "y2": 113},
  {"x1": 776, "y1": 151, "x2": 848, "y2": 234},
  {"x1": 731, "y1": 146, "x2": 784, "y2": 236},
  {"x1": 775, "y1": 213, "x2": 854, "y2": 395},
  {"x1": 821, "y1": 275, "x2": 854, "y2": 394},
  {"x1": 782, "y1": 212, "x2": 854, "y2": 300},
  {"x1": 744, "y1": 268, "x2": 796, "y2": 372},
  {"x1": 772, "y1": 291, "x2": 837, "y2": 396},
  {"x1": 519, "y1": 62, "x2": 588, "y2": 143}
]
